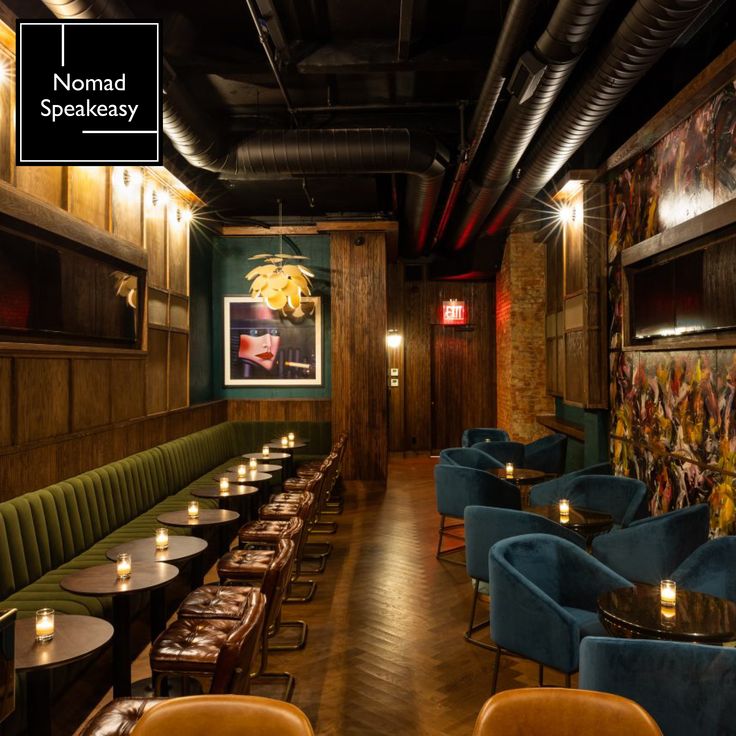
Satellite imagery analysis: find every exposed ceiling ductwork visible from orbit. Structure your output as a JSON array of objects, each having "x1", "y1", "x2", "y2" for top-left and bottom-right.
[
  {"x1": 483, "y1": 0, "x2": 717, "y2": 236},
  {"x1": 446, "y1": 0, "x2": 612, "y2": 252}
]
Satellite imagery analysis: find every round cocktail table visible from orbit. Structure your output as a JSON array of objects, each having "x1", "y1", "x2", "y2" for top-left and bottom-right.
[
  {"x1": 106, "y1": 536, "x2": 208, "y2": 587},
  {"x1": 15, "y1": 614, "x2": 113, "y2": 736},
  {"x1": 61, "y1": 562, "x2": 178, "y2": 698},
  {"x1": 488, "y1": 467, "x2": 546, "y2": 505},
  {"x1": 214, "y1": 470, "x2": 272, "y2": 484},
  {"x1": 242, "y1": 451, "x2": 290, "y2": 462},
  {"x1": 227, "y1": 463, "x2": 282, "y2": 474},
  {"x1": 531, "y1": 504, "x2": 613, "y2": 542},
  {"x1": 157, "y1": 508, "x2": 240, "y2": 555},
  {"x1": 598, "y1": 583, "x2": 736, "y2": 643},
  {"x1": 193, "y1": 485, "x2": 260, "y2": 528}
]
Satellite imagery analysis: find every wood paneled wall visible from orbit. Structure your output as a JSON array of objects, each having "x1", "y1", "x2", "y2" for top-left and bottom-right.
[
  {"x1": 228, "y1": 399, "x2": 331, "y2": 422},
  {"x1": 388, "y1": 265, "x2": 496, "y2": 452},
  {"x1": 331, "y1": 232, "x2": 388, "y2": 481},
  {"x1": 0, "y1": 400, "x2": 227, "y2": 501}
]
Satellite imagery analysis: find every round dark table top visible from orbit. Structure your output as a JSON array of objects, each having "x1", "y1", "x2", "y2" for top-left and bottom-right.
[
  {"x1": 242, "y1": 451, "x2": 290, "y2": 461},
  {"x1": 598, "y1": 583, "x2": 736, "y2": 643},
  {"x1": 157, "y1": 508, "x2": 240, "y2": 528},
  {"x1": 105, "y1": 535, "x2": 207, "y2": 564},
  {"x1": 227, "y1": 463, "x2": 282, "y2": 474},
  {"x1": 192, "y1": 485, "x2": 259, "y2": 499},
  {"x1": 214, "y1": 471, "x2": 272, "y2": 484},
  {"x1": 488, "y1": 467, "x2": 546, "y2": 485},
  {"x1": 15, "y1": 615, "x2": 113, "y2": 672},
  {"x1": 531, "y1": 504, "x2": 614, "y2": 536},
  {"x1": 266, "y1": 441, "x2": 307, "y2": 450},
  {"x1": 61, "y1": 562, "x2": 179, "y2": 597}
]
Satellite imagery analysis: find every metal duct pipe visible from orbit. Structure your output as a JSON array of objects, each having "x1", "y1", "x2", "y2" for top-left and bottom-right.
[
  {"x1": 40, "y1": 0, "x2": 132, "y2": 18},
  {"x1": 430, "y1": 0, "x2": 538, "y2": 250},
  {"x1": 485, "y1": 0, "x2": 715, "y2": 235},
  {"x1": 448, "y1": 0, "x2": 612, "y2": 251}
]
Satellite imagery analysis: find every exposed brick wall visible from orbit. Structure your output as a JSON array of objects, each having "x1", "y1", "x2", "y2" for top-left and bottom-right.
[{"x1": 496, "y1": 217, "x2": 554, "y2": 443}]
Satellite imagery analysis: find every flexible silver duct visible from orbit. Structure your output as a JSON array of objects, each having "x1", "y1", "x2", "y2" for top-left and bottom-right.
[
  {"x1": 447, "y1": 0, "x2": 612, "y2": 251},
  {"x1": 39, "y1": 0, "x2": 132, "y2": 18},
  {"x1": 484, "y1": 0, "x2": 715, "y2": 236},
  {"x1": 430, "y1": 0, "x2": 539, "y2": 250}
]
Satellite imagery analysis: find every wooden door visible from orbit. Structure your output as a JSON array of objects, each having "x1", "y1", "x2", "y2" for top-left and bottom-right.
[{"x1": 430, "y1": 323, "x2": 495, "y2": 453}]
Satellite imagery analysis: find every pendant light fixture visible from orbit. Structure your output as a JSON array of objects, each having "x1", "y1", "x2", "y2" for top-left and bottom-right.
[{"x1": 244, "y1": 200, "x2": 314, "y2": 315}]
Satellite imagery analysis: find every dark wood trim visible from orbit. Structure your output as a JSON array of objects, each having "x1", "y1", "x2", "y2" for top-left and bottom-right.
[
  {"x1": 604, "y1": 41, "x2": 736, "y2": 172},
  {"x1": 0, "y1": 179, "x2": 147, "y2": 270},
  {"x1": 220, "y1": 225, "x2": 320, "y2": 236},
  {"x1": 621, "y1": 198, "x2": 736, "y2": 267},
  {"x1": 0, "y1": 343, "x2": 148, "y2": 358},
  {"x1": 536, "y1": 414, "x2": 585, "y2": 442}
]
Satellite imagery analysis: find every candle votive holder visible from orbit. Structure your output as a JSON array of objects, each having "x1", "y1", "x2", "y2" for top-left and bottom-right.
[
  {"x1": 35, "y1": 608, "x2": 54, "y2": 642},
  {"x1": 187, "y1": 500, "x2": 199, "y2": 520},
  {"x1": 219, "y1": 477, "x2": 230, "y2": 492},
  {"x1": 249, "y1": 458, "x2": 258, "y2": 470},
  {"x1": 660, "y1": 579, "x2": 677, "y2": 607},
  {"x1": 262, "y1": 446, "x2": 270, "y2": 457},
  {"x1": 288, "y1": 432, "x2": 295, "y2": 442},
  {"x1": 116, "y1": 552, "x2": 132, "y2": 580},
  {"x1": 505, "y1": 462, "x2": 514, "y2": 479},
  {"x1": 155, "y1": 527, "x2": 169, "y2": 551}
]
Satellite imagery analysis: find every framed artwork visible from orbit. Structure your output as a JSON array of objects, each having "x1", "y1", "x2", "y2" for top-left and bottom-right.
[{"x1": 223, "y1": 296, "x2": 323, "y2": 386}]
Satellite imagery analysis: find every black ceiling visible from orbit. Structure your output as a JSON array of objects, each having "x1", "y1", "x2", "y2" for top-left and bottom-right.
[{"x1": 9, "y1": 0, "x2": 736, "y2": 261}]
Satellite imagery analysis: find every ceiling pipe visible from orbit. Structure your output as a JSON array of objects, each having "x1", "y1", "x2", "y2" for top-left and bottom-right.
[
  {"x1": 484, "y1": 0, "x2": 716, "y2": 236},
  {"x1": 40, "y1": 0, "x2": 449, "y2": 256},
  {"x1": 429, "y1": 0, "x2": 538, "y2": 251},
  {"x1": 446, "y1": 0, "x2": 613, "y2": 252}
]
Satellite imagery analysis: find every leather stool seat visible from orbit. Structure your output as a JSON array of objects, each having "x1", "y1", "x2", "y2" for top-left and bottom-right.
[
  {"x1": 179, "y1": 585, "x2": 258, "y2": 620},
  {"x1": 79, "y1": 698, "x2": 166, "y2": 736},
  {"x1": 259, "y1": 502, "x2": 302, "y2": 520},
  {"x1": 284, "y1": 477, "x2": 309, "y2": 491},
  {"x1": 151, "y1": 618, "x2": 239, "y2": 674},
  {"x1": 269, "y1": 492, "x2": 307, "y2": 503},
  {"x1": 238, "y1": 517, "x2": 303, "y2": 547},
  {"x1": 218, "y1": 548, "x2": 275, "y2": 582}
]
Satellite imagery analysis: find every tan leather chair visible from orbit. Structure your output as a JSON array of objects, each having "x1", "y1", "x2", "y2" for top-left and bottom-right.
[
  {"x1": 472, "y1": 688, "x2": 662, "y2": 736},
  {"x1": 89, "y1": 695, "x2": 315, "y2": 736}
]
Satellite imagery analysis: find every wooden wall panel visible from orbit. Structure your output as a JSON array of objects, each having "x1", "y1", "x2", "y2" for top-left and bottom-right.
[
  {"x1": 0, "y1": 400, "x2": 228, "y2": 501},
  {"x1": 0, "y1": 358, "x2": 11, "y2": 447},
  {"x1": 71, "y1": 359, "x2": 111, "y2": 431},
  {"x1": 15, "y1": 358, "x2": 69, "y2": 444},
  {"x1": 228, "y1": 399, "x2": 332, "y2": 422},
  {"x1": 148, "y1": 289, "x2": 168, "y2": 326},
  {"x1": 111, "y1": 167, "x2": 143, "y2": 246},
  {"x1": 167, "y1": 212, "x2": 188, "y2": 295},
  {"x1": 169, "y1": 332, "x2": 189, "y2": 410},
  {"x1": 110, "y1": 359, "x2": 146, "y2": 422},
  {"x1": 68, "y1": 167, "x2": 108, "y2": 231},
  {"x1": 146, "y1": 328, "x2": 168, "y2": 414},
  {"x1": 331, "y1": 231, "x2": 387, "y2": 480},
  {"x1": 145, "y1": 199, "x2": 167, "y2": 288},
  {"x1": 170, "y1": 296, "x2": 188, "y2": 330},
  {"x1": 14, "y1": 166, "x2": 64, "y2": 207}
]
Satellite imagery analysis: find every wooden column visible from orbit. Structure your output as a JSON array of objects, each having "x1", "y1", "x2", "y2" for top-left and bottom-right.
[{"x1": 330, "y1": 231, "x2": 388, "y2": 481}]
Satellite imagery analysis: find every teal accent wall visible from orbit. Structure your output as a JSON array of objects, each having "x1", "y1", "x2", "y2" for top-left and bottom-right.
[
  {"x1": 189, "y1": 230, "x2": 214, "y2": 404},
  {"x1": 212, "y1": 235, "x2": 331, "y2": 399},
  {"x1": 555, "y1": 398, "x2": 609, "y2": 472}
]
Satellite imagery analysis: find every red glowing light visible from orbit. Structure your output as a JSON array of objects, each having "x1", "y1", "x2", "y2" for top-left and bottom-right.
[{"x1": 440, "y1": 300, "x2": 467, "y2": 325}]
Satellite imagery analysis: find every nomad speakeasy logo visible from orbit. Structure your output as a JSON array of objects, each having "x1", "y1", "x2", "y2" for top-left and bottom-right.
[{"x1": 16, "y1": 20, "x2": 161, "y2": 165}]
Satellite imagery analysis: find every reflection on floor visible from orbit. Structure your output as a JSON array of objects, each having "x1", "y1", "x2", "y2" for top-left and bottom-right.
[{"x1": 72, "y1": 454, "x2": 571, "y2": 736}]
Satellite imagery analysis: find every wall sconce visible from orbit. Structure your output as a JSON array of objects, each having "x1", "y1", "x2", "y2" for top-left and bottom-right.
[{"x1": 386, "y1": 329, "x2": 402, "y2": 349}]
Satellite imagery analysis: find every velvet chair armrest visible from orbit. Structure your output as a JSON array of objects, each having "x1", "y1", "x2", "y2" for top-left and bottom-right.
[{"x1": 561, "y1": 551, "x2": 632, "y2": 611}]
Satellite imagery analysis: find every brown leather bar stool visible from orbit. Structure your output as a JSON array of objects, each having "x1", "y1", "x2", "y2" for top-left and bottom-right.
[
  {"x1": 150, "y1": 588, "x2": 266, "y2": 697},
  {"x1": 129, "y1": 695, "x2": 315, "y2": 736}
]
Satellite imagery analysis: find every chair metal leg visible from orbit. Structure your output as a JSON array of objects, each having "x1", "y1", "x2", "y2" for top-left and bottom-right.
[
  {"x1": 251, "y1": 672, "x2": 296, "y2": 702},
  {"x1": 268, "y1": 620, "x2": 308, "y2": 650},
  {"x1": 311, "y1": 519, "x2": 337, "y2": 534},
  {"x1": 285, "y1": 579, "x2": 316, "y2": 603},
  {"x1": 304, "y1": 540, "x2": 332, "y2": 559},
  {"x1": 491, "y1": 646, "x2": 502, "y2": 695},
  {"x1": 436, "y1": 515, "x2": 465, "y2": 565},
  {"x1": 464, "y1": 580, "x2": 496, "y2": 651}
]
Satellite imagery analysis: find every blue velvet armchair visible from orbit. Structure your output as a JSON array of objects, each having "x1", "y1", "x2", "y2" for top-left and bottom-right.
[
  {"x1": 530, "y1": 462, "x2": 612, "y2": 503},
  {"x1": 580, "y1": 637, "x2": 736, "y2": 736},
  {"x1": 532, "y1": 475, "x2": 648, "y2": 528},
  {"x1": 524, "y1": 434, "x2": 567, "y2": 475},
  {"x1": 464, "y1": 506, "x2": 585, "y2": 650},
  {"x1": 672, "y1": 535, "x2": 736, "y2": 602},
  {"x1": 471, "y1": 440, "x2": 526, "y2": 466},
  {"x1": 439, "y1": 447, "x2": 504, "y2": 470},
  {"x1": 489, "y1": 534, "x2": 632, "y2": 692},
  {"x1": 591, "y1": 504, "x2": 710, "y2": 584},
  {"x1": 462, "y1": 428, "x2": 510, "y2": 447},
  {"x1": 434, "y1": 465, "x2": 521, "y2": 563}
]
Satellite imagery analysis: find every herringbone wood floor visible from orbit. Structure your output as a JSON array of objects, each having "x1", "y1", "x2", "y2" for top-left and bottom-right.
[{"x1": 72, "y1": 454, "x2": 572, "y2": 736}]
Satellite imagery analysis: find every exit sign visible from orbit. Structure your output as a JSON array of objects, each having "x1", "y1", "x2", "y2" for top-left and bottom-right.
[{"x1": 441, "y1": 300, "x2": 467, "y2": 325}]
